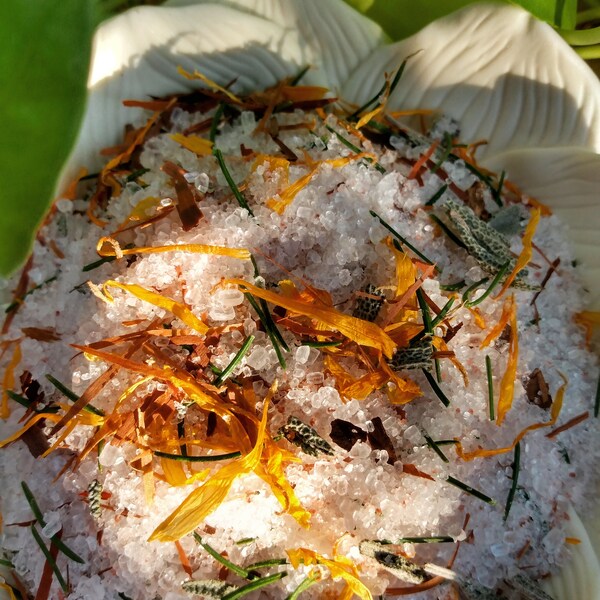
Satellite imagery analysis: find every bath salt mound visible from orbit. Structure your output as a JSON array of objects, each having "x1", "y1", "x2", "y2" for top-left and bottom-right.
[{"x1": 0, "y1": 97, "x2": 598, "y2": 600}]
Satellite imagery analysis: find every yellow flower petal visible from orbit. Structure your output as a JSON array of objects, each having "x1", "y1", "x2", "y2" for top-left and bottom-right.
[
  {"x1": 286, "y1": 548, "x2": 372, "y2": 600},
  {"x1": 177, "y1": 66, "x2": 241, "y2": 104},
  {"x1": 267, "y1": 154, "x2": 374, "y2": 214},
  {"x1": 97, "y1": 238, "x2": 250, "y2": 260},
  {"x1": 496, "y1": 208, "x2": 541, "y2": 296},
  {"x1": 480, "y1": 294, "x2": 514, "y2": 349},
  {"x1": 256, "y1": 441, "x2": 311, "y2": 528},
  {"x1": 149, "y1": 397, "x2": 270, "y2": 542},
  {"x1": 226, "y1": 279, "x2": 396, "y2": 357},
  {"x1": 101, "y1": 280, "x2": 208, "y2": 334},
  {"x1": 170, "y1": 133, "x2": 214, "y2": 156},
  {"x1": 455, "y1": 375, "x2": 566, "y2": 461},
  {"x1": 496, "y1": 296, "x2": 518, "y2": 425}
]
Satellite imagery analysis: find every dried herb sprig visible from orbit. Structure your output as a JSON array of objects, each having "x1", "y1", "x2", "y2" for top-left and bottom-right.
[
  {"x1": 21, "y1": 482, "x2": 85, "y2": 564},
  {"x1": 5, "y1": 274, "x2": 58, "y2": 314},
  {"x1": 504, "y1": 442, "x2": 521, "y2": 521},
  {"x1": 396, "y1": 536, "x2": 454, "y2": 544},
  {"x1": 300, "y1": 340, "x2": 342, "y2": 348},
  {"x1": 30, "y1": 525, "x2": 69, "y2": 593},
  {"x1": 324, "y1": 125, "x2": 386, "y2": 173},
  {"x1": 486, "y1": 355, "x2": 495, "y2": 421},
  {"x1": 45, "y1": 374, "x2": 105, "y2": 417},
  {"x1": 213, "y1": 148, "x2": 254, "y2": 216},
  {"x1": 222, "y1": 571, "x2": 287, "y2": 600},
  {"x1": 6, "y1": 390, "x2": 59, "y2": 413},
  {"x1": 244, "y1": 293, "x2": 286, "y2": 368},
  {"x1": 425, "y1": 184, "x2": 448, "y2": 206},
  {"x1": 430, "y1": 297, "x2": 455, "y2": 329},
  {"x1": 420, "y1": 427, "x2": 449, "y2": 463},
  {"x1": 369, "y1": 210, "x2": 436, "y2": 268},
  {"x1": 154, "y1": 449, "x2": 242, "y2": 462},
  {"x1": 439, "y1": 280, "x2": 465, "y2": 292},
  {"x1": 209, "y1": 103, "x2": 225, "y2": 143},
  {"x1": 214, "y1": 335, "x2": 255, "y2": 386},
  {"x1": 348, "y1": 59, "x2": 408, "y2": 120},
  {"x1": 250, "y1": 257, "x2": 290, "y2": 352},
  {"x1": 422, "y1": 369, "x2": 450, "y2": 407},
  {"x1": 193, "y1": 532, "x2": 250, "y2": 579},
  {"x1": 429, "y1": 214, "x2": 468, "y2": 249},
  {"x1": 286, "y1": 571, "x2": 320, "y2": 600},
  {"x1": 244, "y1": 558, "x2": 288, "y2": 571},
  {"x1": 446, "y1": 476, "x2": 496, "y2": 505},
  {"x1": 82, "y1": 243, "x2": 134, "y2": 272},
  {"x1": 464, "y1": 261, "x2": 510, "y2": 307}
]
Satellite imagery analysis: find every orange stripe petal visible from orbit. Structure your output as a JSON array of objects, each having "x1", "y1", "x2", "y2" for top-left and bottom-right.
[
  {"x1": 101, "y1": 280, "x2": 208, "y2": 334},
  {"x1": 148, "y1": 398, "x2": 270, "y2": 541},
  {"x1": 97, "y1": 238, "x2": 250, "y2": 260},
  {"x1": 227, "y1": 279, "x2": 396, "y2": 357},
  {"x1": 170, "y1": 133, "x2": 214, "y2": 156},
  {"x1": 496, "y1": 208, "x2": 541, "y2": 296},
  {"x1": 496, "y1": 297, "x2": 518, "y2": 425},
  {"x1": 455, "y1": 375, "x2": 566, "y2": 461},
  {"x1": 480, "y1": 295, "x2": 514, "y2": 349}
]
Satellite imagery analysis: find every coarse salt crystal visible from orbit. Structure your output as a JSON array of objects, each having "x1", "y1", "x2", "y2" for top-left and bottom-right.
[{"x1": 295, "y1": 345, "x2": 311, "y2": 364}]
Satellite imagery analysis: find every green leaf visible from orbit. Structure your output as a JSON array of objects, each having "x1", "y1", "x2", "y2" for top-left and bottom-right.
[{"x1": 0, "y1": 0, "x2": 100, "y2": 276}]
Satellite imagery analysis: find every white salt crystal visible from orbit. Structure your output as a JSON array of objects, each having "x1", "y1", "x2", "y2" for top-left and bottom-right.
[
  {"x1": 183, "y1": 171, "x2": 199, "y2": 183},
  {"x1": 41, "y1": 511, "x2": 62, "y2": 538},
  {"x1": 306, "y1": 372, "x2": 324, "y2": 385},
  {"x1": 217, "y1": 289, "x2": 244, "y2": 307},
  {"x1": 194, "y1": 173, "x2": 210, "y2": 193},
  {"x1": 295, "y1": 345, "x2": 311, "y2": 364},
  {"x1": 247, "y1": 347, "x2": 269, "y2": 370},
  {"x1": 99, "y1": 444, "x2": 124, "y2": 468},
  {"x1": 349, "y1": 442, "x2": 371, "y2": 459},
  {"x1": 296, "y1": 206, "x2": 313, "y2": 219},
  {"x1": 209, "y1": 305, "x2": 236, "y2": 321},
  {"x1": 55, "y1": 198, "x2": 73, "y2": 213},
  {"x1": 240, "y1": 111, "x2": 256, "y2": 132}
]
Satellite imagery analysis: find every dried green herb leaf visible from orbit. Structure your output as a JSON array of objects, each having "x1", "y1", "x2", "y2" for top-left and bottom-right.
[
  {"x1": 353, "y1": 284, "x2": 385, "y2": 322},
  {"x1": 182, "y1": 579, "x2": 238, "y2": 597},
  {"x1": 388, "y1": 339, "x2": 433, "y2": 371},
  {"x1": 88, "y1": 479, "x2": 102, "y2": 517},
  {"x1": 359, "y1": 540, "x2": 428, "y2": 584},
  {"x1": 279, "y1": 416, "x2": 334, "y2": 457}
]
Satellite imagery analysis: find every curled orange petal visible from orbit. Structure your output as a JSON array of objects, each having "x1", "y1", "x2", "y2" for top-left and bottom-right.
[
  {"x1": 149, "y1": 397, "x2": 270, "y2": 542},
  {"x1": 496, "y1": 296, "x2": 518, "y2": 425},
  {"x1": 455, "y1": 374, "x2": 567, "y2": 461},
  {"x1": 496, "y1": 208, "x2": 541, "y2": 296},
  {"x1": 101, "y1": 280, "x2": 208, "y2": 334},
  {"x1": 227, "y1": 279, "x2": 396, "y2": 357},
  {"x1": 170, "y1": 133, "x2": 213, "y2": 156},
  {"x1": 97, "y1": 238, "x2": 250, "y2": 261}
]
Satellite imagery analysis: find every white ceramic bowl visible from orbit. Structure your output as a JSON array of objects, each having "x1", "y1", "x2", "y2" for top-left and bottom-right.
[{"x1": 4, "y1": 1, "x2": 600, "y2": 598}]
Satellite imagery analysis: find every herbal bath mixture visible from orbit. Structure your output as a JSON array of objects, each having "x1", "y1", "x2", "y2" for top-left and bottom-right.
[{"x1": 0, "y1": 69, "x2": 599, "y2": 600}]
